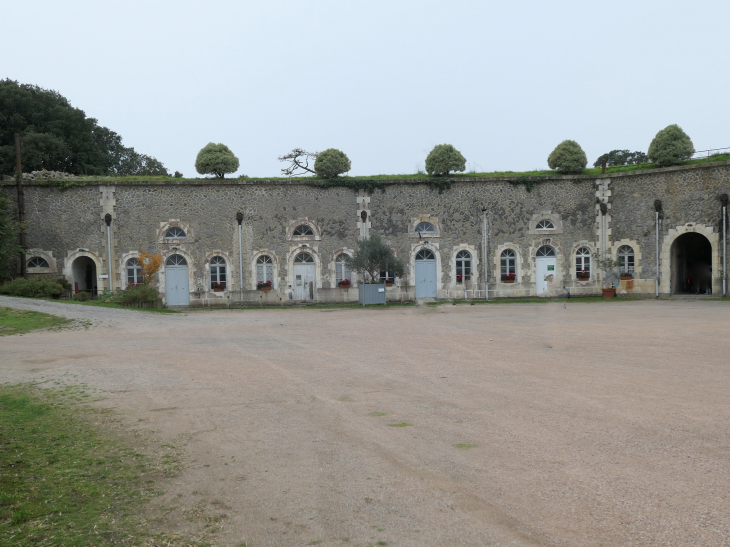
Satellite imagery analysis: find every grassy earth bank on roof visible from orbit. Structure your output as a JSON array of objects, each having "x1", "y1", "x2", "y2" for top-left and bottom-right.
[{"x1": 3, "y1": 154, "x2": 729, "y2": 184}]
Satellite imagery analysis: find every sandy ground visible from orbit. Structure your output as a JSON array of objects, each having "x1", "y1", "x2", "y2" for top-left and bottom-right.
[{"x1": 1, "y1": 296, "x2": 729, "y2": 547}]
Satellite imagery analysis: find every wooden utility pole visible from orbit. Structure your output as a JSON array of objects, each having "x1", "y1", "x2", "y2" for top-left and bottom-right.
[{"x1": 14, "y1": 134, "x2": 27, "y2": 277}]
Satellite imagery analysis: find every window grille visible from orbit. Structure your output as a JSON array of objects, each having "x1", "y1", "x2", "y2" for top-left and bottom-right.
[
  {"x1": 27, "y1": 256, "x2": 49, "y2": 268},
  {"x1": 500, "y1": 249, "x2": 516, "y2": 275},
  {"x1": 456, "y1": 250, "x2": 471, "y2": 281},
  {"x1": 210, "y1": 256, "x2": 226, "y2": 289},
  {"x1": 126, "y1": 258, "x2": 143, "y2": 285},
  {"x1": 536, "y1": 219, "x2": 555, "y2": 230},
  {"x1": 576, "y1": 247, "x2": 591, "y2": 276},
  {"x1": 165, "y1": 254, "x2": 187, "y2": 266},
  {"x1": 335, "y1": 254, "x2": 352, "y2": 284},
  {"x1": 415, "y1": 222, "x2": 436, "y2": 233},
  {"x1": 256, "y1": 255, "x2": 274, "y2": 285},
  {"x1": 415, "y1": 249, "x2": 435, "y2": 260},
  {"x1": 293, "y1": 225, "x2": 314, "y2": 236},
  {"x1": 164, "y1": 227, "x2": 186, "y2": 238},
  {"x1": 294, "y1": 252, "x2": 314, "y2": 263},
  {"x1": 618, "y1": 245, "x2": 635, "y2": 274},
  {"x1": 536, "y1": 245, "x2": 556, "y2": 257}
]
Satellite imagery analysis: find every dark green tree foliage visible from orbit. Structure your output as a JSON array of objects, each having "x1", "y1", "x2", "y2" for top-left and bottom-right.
[
  {"x1": 593, "y1": 150, "x2": 648, "y2": 167},
  {"x1": 347, "y1": 234, "x2": 405, "y2": 283},
  {"x1": 194, "y1": 143, "x2": 240, "y2": 178},
  {"x1": 648, "y1": 124, "x2": 695, "y2": 167},
  {"x1": 314, "y1": 148, "x2": 351, "y2": 178},
  {"x1": 547, "y1": 140, "x2": 587, "y2": 174},
  {"x1": 0, "y1": 186, "x2": 21, "y2": 280},
  {"x1": 0, "y1": 79, "x2": 168, "y2": 176},
  {"x1": 425, "y1": 144, "x2": 466, "y2": 176}
]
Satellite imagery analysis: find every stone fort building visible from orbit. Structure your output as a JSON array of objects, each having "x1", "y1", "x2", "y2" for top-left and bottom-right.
[{"x1": 3, "y1": 161, "x2": 729, "y2": 305}]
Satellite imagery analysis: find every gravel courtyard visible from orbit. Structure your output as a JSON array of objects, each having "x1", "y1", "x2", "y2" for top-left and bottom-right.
[{"x1": 1, "y1": 296, "x2": 729, "y2": 547}]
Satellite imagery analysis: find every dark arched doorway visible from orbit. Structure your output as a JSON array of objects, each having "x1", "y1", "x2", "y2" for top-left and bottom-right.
[
  {"x1": 671, "y1": 233, "x2": 713, "y2": 294},
  {"x1": 72, "y1": 256, "x2": 97, "y2": 296}
]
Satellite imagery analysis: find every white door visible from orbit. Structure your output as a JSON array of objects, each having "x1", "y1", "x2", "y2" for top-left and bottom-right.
[
  {"x1": 165, "y1": 255, "x2": 190, "y2": 305},
  {"x1": 293, "y1": 264, "x2": 316, "y2": 300},
  {"x1": 415, "y1": 249, "x2": 437, "y2": 298},
  {"x1": 535, "y1": 257, "x2": 556, "y2": 295}
]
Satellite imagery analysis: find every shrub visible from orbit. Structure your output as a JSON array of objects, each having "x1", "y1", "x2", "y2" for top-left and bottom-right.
[
  {"x1": 56, "y1": 277, "x2": 71, "y2": 291},
  {"x1": 314, "y1": 148, "x2": 351, "y2": 178},
  {"x1": 120, "y1": 284, "x2": 158, "y2": 304},
  {"x1": 195, "y1": 143, "x2": 240, "y2": 178},
  {"x1": 648, "y1": 124, "x2": 695, "y2": 167},
  {"x1": 593, "y1": 150, "x2": 648, "y2": 167},
  {"x1": 547, "y1": 140, "x2": 587, "y2": 174},
  {"x1": 425, "y1": 144, "x2": 466, "y2": 176},
  {"x1": 0, "y1": 277, "x2": 63, "y2": 298},
  {"x1": 348, "y1": 235, "x2": 404, "y2": 283},
  {"x1": 72, "y1": 291, "x2": 92, "y2": 301}
]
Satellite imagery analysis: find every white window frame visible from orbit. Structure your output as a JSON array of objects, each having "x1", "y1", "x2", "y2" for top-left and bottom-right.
[
  {"x1": 576, "y1": 247, "x2": 591, "y2": 277},
  {"x1": 335, "y1": 254, "x2": 352, "y2": 285},
  {"x1": 455, "y1": 250, "x2": 472, "y2": 282},
  {"x1": 618, "y1": 245, "x2": 635, "y2": 274},
  {"x1": 126, "y1": 258, "x2": 143, "y2": 286},
  {"x1": 210, "y1": 256, "x2": 227, "y2": 289},
  {"x1": 500, "y1": 249, "x2": 517, "y2": 276}
]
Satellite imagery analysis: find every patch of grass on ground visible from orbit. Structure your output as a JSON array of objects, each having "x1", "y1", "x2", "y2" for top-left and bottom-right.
[
  {"x1": 387, "y1": 423, "x2": 412, "y2": 427},
  {"x1": 54, "y1": 298, "x2": 178, "y2": 313},
  {"x1": 0, "y1": 385, "x2": 183, "y2": 546},
  {"x1": 454, "y1": 443, "x2": 477, "y2": 449},
  {"x1": 0, "y1": 306, "x2": 71, "y2": 336}
]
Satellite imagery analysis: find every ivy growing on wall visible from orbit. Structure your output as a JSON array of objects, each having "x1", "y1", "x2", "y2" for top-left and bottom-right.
[{"x1": 305, "y1": 178, "x2": 452, "y2": 194}]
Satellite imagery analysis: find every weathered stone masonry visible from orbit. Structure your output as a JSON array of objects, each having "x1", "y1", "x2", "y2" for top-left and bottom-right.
[{"x1": 3, "y1": 161, "x2": 729, "y2": 304}]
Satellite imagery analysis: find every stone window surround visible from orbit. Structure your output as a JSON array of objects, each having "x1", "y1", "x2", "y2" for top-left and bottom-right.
[
  {"x1": 159, "y1": 248, "x2": 195, "y2": 299},
  {"x1": 493, "y1": 243, "x2": 523, "y2": 283},
  {"x1": 286, "y1": 244, "x2": 322, "y2": 290},
  {"x1": 409, "y1": 215, "x2": 440, "y2": 239},
  {"x1": 528, "y1": 211, "x2": 563, "y2": 236},
  {"x1": 26, "y1": 249, "x2": 56, "y2": 274},
  {"x1": 609, "y1": 239, "x2": 642, "y2": 278},
  {"x1": 331, "y1": 248, "x2": 355, "y2": 287},
  {"x1": 572, "y1": 242, "x2": 596, "y2": 281},
  {"x1": 287, "y1": 217, "x2": 321, "y2": 242},
  {"x1": 204, "y1": 251, "x2": 232, "y2": 293},
  {"x1": 450, "y1": 244, "x2": 479, "y2": 287},
  {"x1": 119, "y1": 251, "x2": 141, "y2": 288},
  {"x1": 409, "y1": 241, "x2": 441, "y2": 289},
  {"x1": 251, "y1": 250, "x2": 279, "y2": 290},
  {"x1": 158, "y1": 220, "x2": 194, "y2": 244}
]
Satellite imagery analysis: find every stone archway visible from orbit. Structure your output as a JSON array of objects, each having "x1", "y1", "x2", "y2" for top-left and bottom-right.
[{"x1": 660, "y1": 224, "x2": 719, "y2": 295}]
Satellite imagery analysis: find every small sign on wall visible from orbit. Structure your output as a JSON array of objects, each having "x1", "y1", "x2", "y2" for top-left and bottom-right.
[
  {"x1": 547, "y1": 265, "x2": 555, "y2": 271},
  {"x1": 98, "y1": 274, "x2": 109, "y2": 279}
]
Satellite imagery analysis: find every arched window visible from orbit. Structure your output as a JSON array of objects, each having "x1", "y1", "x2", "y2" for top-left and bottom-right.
[
  {"x1": 415, "y1": 222, "x2": 436, "y2": 234},
  {"x1": 455, "y1": 250, "x2": 471, "y2": 282},
  {"x1": 165, "y1": 254, "x2": 187, "y2": 266},
  {"x1": 292, "y1": 225, "x2": 314, "y2": 236},
  {"x1": 576, "y1": 247, "x2": 591, "y2": 277},
  {"x1": 210, "y1": 256, "x2": 226, "y2": 289},
  {"x1": 536, "y1": 220, "x2": 555, "y2": 230},
  {"x1": 618, "y1": 245, "x2": 635, "y2": 274},
  {"x1": 256, "y1": 255, "x2": 274, "y2": 285},
  {"x1": 294, "y1": 252, "x2": 314, "y2": 263},
  {"x1": 27, "y1": 256, "x2": 49, "y2": 268},
  {"x1": 500, "y1": 249, "x2": 516, "y2": 277},
  {"x1": 335, "y1": 254, "x2": 352, "y2": 285},
  {"x1": 536, "y1": 245, "x2": 556, "y2": 257},
  {"x1": 416, "y1": 249, "x2": 435, "y2": 260},
  {"x1": 126, "y1": 258, "x2": 143, "y2": 285},
  {"x1": 164, "y1": 227, "x2": 186, "y2": 239}
]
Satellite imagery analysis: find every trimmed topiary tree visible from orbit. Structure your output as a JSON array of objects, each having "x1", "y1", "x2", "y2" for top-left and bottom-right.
[
  {"x1": 195, "y1": 143, "x2": 240, "y2": 178},
  {"x1": 547, "y1": 140, "x2": 588, "y2": 174},
  {"x1": 425, "y1": 144, "x2": 466, "y2": 176},
  {"x1": 647, "y1": 124, "x2": 695, "y2": 167},
  {"x1": 314, "y1": 148, "x2": 351, "y2": 178}
]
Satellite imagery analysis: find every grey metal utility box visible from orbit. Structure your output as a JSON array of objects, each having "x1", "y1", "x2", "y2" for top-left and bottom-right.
[{"x1": 358, "y1": 283, "x2": 386, "y2": 305}]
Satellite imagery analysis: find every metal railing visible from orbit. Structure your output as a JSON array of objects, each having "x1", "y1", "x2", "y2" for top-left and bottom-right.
[{"x1": 691, "y1": 147, "x2": 730, "y2": 162}]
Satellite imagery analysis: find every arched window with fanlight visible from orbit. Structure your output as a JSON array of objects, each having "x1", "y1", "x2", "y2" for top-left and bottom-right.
[
  {"x1": 256, "y1": 255, "x2": 274, "y2": 286},
  {"x1": 618, "y1": 245, "x2": 635, "y2": 275},
  {"x1": 455, "y1": 250, "x2": 471, "y2": 283},
  {"x1": 292, "y1": 224, "x2": 314, "y2": 236},
  {"x1": 27, "y1": 256, "x2": 49, "y2": 269},
  {"x1": 415, "y1": 222, "x2": 436, "y2": 235},
  {"x1": 164, "y1": 227, "x2": 186, "y2": 239},
  {"x1": 335, "y1": 254, "x2": 352, "y2": 285},
  {"x1": 536, "y1": 219, "x2": 555, "y2": 231},
  {"x1": 576, "y1": 247, "x2": 591, "y2": 278},
  {"x1": 210, "y1": 256, "x2": 227, "y2": 290},
  {"x1": 126, "y1": 258, "x2": 143, "y2": 286},
  {"x1": 500, "y1": 249, "x2": 517, "y2": 281}
]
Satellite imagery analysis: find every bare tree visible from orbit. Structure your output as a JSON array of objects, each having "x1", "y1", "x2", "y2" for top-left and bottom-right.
[{"x1": 278, "y1": 148, "x2": 319, "y2": 176}]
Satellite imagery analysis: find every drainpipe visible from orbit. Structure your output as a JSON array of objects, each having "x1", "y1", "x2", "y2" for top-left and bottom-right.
[
  {"x1": 722, "y1": 194, "x2": 728, "y2": 296},
  {"x1": 236, "y1": 212, "x2": 244, "y2": 292},
  {"x1": 600, "y1": 203, "x2": 607, "y2": 287},
  {"x1": 104, "y1": 213, "x2": 113, "y2": 291},
  {"x1": 14, "y1": 134, "x2": 27, "y2": 278},
  {"x1": 482, "y1": 207, "x2": 488, "y2": 300},
  {"x1": 654, "y1": 200, "x2": 662, "y2": 297}
]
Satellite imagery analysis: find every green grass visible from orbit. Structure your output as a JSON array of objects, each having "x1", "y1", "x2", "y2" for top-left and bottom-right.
[
  {"x1": 369, "y1": 412, "x2": 387, "y2": 417},
  {"x1": 2, "y1": 296, "x2": 177, "y2": 314},
  {"x1": 387, "y1": 423, "x2": 412, "y2": 427},
  {"x1": 0, "y1": 306, "x2": 71, "y2": 336},
  {"x1": 455, "y1": 443, "x2": 477, "y2": 450},
  {"x1": 0, "y1": 385, "x2": 182, "y2": 546}
]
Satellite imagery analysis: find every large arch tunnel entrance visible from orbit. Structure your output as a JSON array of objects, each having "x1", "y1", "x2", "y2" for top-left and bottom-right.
[
  {"x1": 72, "y1": 256, "x2": 97, "y2": 296},
  {"x1": 671, "y1": 233, "x2": 713, "y2": 294}
]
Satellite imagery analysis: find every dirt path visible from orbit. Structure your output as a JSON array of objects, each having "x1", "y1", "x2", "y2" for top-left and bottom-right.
[{"x1": 1, "y1": 297, "x2": 729, "y2": 546}]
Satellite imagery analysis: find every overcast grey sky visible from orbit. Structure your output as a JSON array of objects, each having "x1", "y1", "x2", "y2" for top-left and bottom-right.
[{"x1": 6, "y1": 0, "x2": 729, "y2": 177}]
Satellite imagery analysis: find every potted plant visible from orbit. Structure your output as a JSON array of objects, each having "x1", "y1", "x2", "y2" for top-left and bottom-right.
[
  {"x1": 594, "y1": 256, "x2": 621, "y2": 298},
  {"x1": 384, "y1": 277, "x2": 395, "y2": 287},
  {"x1": 619, "y1": 271, "x2": 633, "y2": 281},
  {"x1": 257, "y1": 280, "x2": 272, "y2": 291},
  {"x1": 576, "y1": 270, "x2": 590, "y2": 281},
  {"x1": 337, "y1": 278, "x2": 351, "y2": 288},
  {"x1": 212, "y1": 282, "x2": 226, "y2": 292},
  {"x1": 501, "y1": 272, "x2": 516, "y2": 284}
]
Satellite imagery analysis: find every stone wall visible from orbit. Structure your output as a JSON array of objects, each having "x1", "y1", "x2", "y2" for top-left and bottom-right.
[{"x1": 3, "y1": 161, "x2": 729, "y2": 304}]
